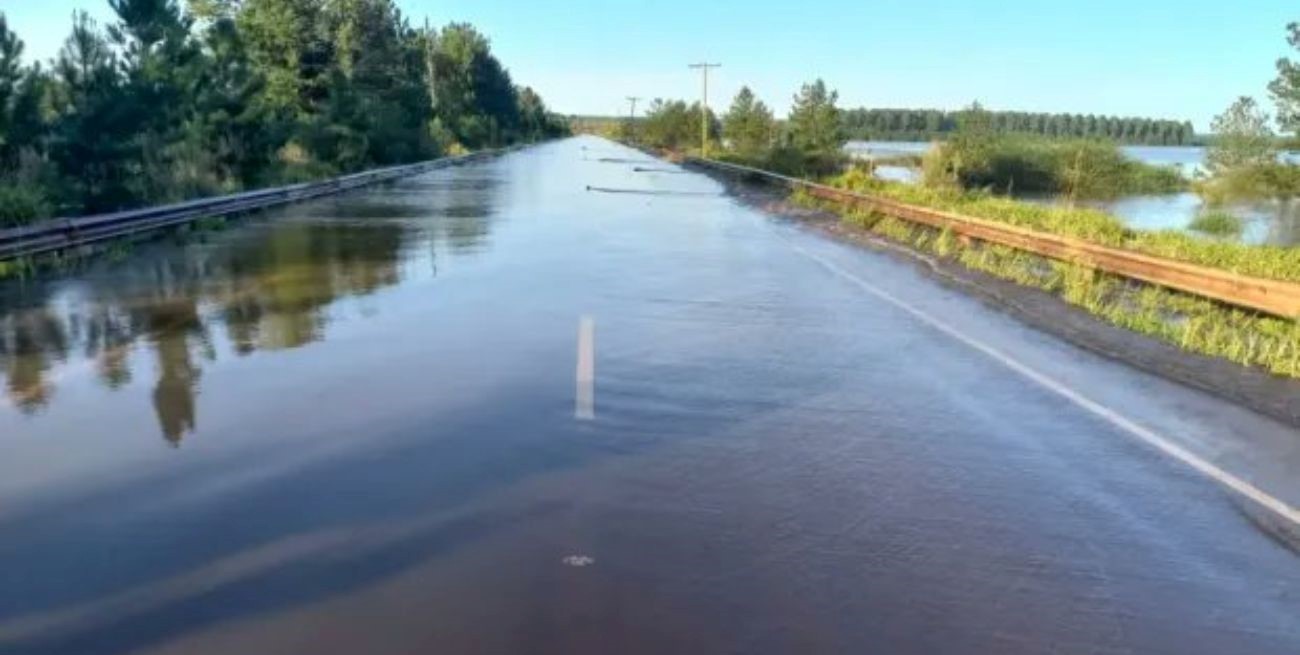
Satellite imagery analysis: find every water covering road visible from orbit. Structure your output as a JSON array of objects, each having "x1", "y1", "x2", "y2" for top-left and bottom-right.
[{"x1": 0, "y1": 136, "x2": 1298, "y2": 654}]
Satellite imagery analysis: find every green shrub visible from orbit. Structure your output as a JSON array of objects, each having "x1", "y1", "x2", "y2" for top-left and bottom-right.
[
  {"x1": 1187, "y1": 211, "x2": 1244, "y2": 238},
  {"x1": 1120, "y1": 161, "x2": 1187, "y2": 195},
  {"x1": 924, "y1": 136, "x2": 1186, "y2": 198},
  {"x1": 1195, "y1": 163, "x2": 1300, "y2": 203},
  {"x1": 0, "y1": 184, "x2": 50, "y2": 228}
]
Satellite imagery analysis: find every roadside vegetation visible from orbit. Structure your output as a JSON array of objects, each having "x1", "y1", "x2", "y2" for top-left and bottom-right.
[
  {"x1": 0, "y1": 1, "x2": 568, "y2": 229},
  {"x1": 627, "y1": 79, "x2": 848, "y2": 177},
  {"x1": 798, "y1": 189, "x2": 1300, "y2": 377},
  {"x1": 919, "y1": 104, "x2": 1187, "y2": 199},
  {"x1": 619, "y1": 17, "x2": 1300, "y2": 378},
  {"x1": 1196, "y1": 97, "x2": 1300, "y2": 204},
  {"x1": 632, "y1": 99, "x2": 721, "y2": 155},
  {"x1": 825, "y1": 167, "x2": 1300, "y2": 281},
  {"x1": 1189, "y1": 25, "x2": 1300, "y2": 207}
]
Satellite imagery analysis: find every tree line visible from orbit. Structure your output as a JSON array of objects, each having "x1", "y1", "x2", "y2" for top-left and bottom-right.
[
  {"x1": 630, "y1": 79, "x2": 846, "y2": 176},
  {"x1": 628, "y1": 92, "x2": 1201, "y2": 164},
  {"x1": 0, "y1": 0, "x2": 568, "y2": 227},
  {"x1": 920, "y1": 105, "x2": 1186, "y2": 199},
  {"x1": 841, "y1": 108, "x2": 1196, "y2": 146},
  {"x1": 633, "y1": 80, "x2": 1188, "y2": 198},
  {"x1": 625, "y1": 15, "x2": 1300, "y2": 205}
]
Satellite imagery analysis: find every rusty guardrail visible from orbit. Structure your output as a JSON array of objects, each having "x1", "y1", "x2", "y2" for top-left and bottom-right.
[
  {"x1": 689, "y1": 157, "x2": 1300, "y2": 320},
  {"x1": 0, "y1": 146, "x2": 524, "y2": 263}
]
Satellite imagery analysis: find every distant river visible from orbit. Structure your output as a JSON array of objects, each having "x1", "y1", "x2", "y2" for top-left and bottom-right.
[{"x1": 843, "y1": 141, "x2": 1300, "y2": 246}]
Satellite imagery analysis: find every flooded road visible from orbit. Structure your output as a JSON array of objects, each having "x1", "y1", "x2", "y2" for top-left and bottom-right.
[{"x1": 1, "y1": 136, "x2": 1298, "y2": 654}]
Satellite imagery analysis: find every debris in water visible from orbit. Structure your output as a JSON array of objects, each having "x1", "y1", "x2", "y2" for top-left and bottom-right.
[{"x1": 562, "y1": 555, "x2": 595, "y2": 567}]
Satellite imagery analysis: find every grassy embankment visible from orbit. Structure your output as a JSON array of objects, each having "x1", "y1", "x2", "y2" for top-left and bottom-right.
[{"x1": 788, "y1": 166, "x2": 1300, "y2": 378}]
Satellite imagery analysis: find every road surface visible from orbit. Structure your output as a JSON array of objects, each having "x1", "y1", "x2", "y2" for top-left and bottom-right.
[{"x1": 0, "y1": 136, "x2": 1297, "y2": 654}]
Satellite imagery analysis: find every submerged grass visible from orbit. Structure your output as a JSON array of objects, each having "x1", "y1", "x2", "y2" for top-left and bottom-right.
[
  {"x1": 0, "y1": 257, "x2": 36, "y2": 281},
  {"x1": 1188, "y1": 211, "x2": 1245, "y2": 238},
  {"x1": 795, "y1": 188, "x2": 1300, "y2": 379},
  {"x1": 828, "y1": 167, "x2": 1300, "y2": 282}
]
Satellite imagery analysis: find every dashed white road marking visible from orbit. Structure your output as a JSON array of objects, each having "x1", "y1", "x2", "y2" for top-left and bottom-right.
[
  {"x1": 576, "y1": 315, "x2": 595, "y2": 420},
  {"x1": 792, "y1": 244, "x2": 1300, "y2": 528}
]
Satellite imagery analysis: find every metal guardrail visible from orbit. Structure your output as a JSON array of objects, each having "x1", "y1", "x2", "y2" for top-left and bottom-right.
[
  {"x1": 689, "y1": 157, "x2": 1300, "y2": 320},
  {"x1": 0, "y1": 146, "x2": 523, "y2": 262}
]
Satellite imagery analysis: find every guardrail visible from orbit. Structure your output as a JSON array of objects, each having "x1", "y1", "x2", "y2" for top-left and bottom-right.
[
  {"x1": 689, "y1": 157, "x2": 1300, "y2": 320},
  {"x1": 0, "y1": 146, "x2": 523, "y2": 263}
]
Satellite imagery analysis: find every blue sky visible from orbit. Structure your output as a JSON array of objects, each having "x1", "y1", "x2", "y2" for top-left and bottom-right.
[{"x1": 4, "y1": 0, "x2": 1297, "y2": 130}]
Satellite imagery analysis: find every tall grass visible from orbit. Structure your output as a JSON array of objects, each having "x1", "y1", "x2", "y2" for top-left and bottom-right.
[
  {"x1": 716, "y1": 147, "x2": 847, "y2": 179},
  {"x1": 830, "y1": 167, "x2": 1300, "y2": 282},
  {"x1": 1187, "y1": 211, "x2": 1245, "y2": 238},
  {"x1": 800, "y1": 190, "x2": 1300, "y2": 378},
  {"x1": 1195, "y1": 163, "x2": 1300, "y2": 204}
]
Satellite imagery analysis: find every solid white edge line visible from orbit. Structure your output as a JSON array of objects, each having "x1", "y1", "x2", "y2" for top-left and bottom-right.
[{"x1": 791, "y1": 244, "x2": 1300, "y2": 528}]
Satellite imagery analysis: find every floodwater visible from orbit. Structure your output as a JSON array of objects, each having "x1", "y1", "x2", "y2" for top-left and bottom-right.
[
  {"x1": 1, "y1": 137, "x2": 1298, "y2": 654},
  {"x1": 1065, "y1": 192, "x2": 1300, "y2": 246},
  {"x1": 844, "y1": 140, "x2": 1300, "y2": 245}
]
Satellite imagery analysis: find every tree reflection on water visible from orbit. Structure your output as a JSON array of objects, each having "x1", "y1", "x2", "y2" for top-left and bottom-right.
[{"x1": 0, "y1": 186, "x2": 496, "y2": 444}]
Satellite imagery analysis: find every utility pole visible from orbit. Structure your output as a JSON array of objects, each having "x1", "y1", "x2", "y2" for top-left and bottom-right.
[
  {"x1": 688, "y1": 63, "x2": 720, "y2": 156},
  {"x1": 625, "y1": 96, "x2": 640, "y2": 142}
]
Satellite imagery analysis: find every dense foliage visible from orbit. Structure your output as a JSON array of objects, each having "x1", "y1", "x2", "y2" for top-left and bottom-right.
[
  {"x1": 1198, "y1": 23, "x2": 1300, "y2": 203},
  {"x1": 629, "y1": 80, "x2": 849, "y2": 177},
  {"x1": 842, "y1": 107, "x2": 1196, "y2": 146},
  {"x1": 1270, "y1": 21, "x2": 1300, "y2": 135},
  {"x1": 918, "y1": 105, "x2": 1185, "y2": 198},
  {"x1": 787, "y1": 79, "x2": 844, "y2": 155},
  {"x1": 636, "y1": 98, "x2": 719, "y2": 152},
  {"x1": 0, "y1": 1, "x2": 567, "y2": 226},
  {"x1": 713, "y1": 81, "x2": 848, "y2": 177},
  {"x1": 721, "y1": 86, "x2": 774, "y2": 157},
  {"x1": 1196, "y1": 97, "x2": 1296, "y2": 203},
  {"x1": 1206, "y1": 97, "x2": 1278, "y2": 174}
]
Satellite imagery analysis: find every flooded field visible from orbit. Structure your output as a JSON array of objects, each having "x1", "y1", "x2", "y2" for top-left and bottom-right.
[{"x1": 845, "y1": 140, "x2": 1300, "y2": 245}]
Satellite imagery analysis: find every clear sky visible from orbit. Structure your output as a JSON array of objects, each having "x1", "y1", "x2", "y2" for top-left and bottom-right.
[{"x1": 4, "y1": 0, "x2": 1297, "y2": 131}]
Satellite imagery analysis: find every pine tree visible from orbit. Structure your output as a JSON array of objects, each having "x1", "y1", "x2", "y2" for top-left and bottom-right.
[
  {"x1": 787, "y1": 79, "x2": 843, "y2": 153},
  {"x1": 722, "y1": 86, "x2": 774, "y2": 156},
  {"x1": 1269, "y1": 21, "x2": 1300, "y2": 135}
]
